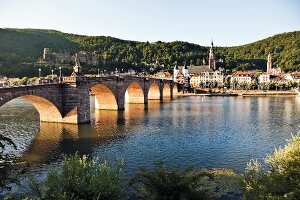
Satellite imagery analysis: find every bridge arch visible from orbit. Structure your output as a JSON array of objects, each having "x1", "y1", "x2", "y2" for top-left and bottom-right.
[
  {"x1": 163, "y1": 83, "x2": 171, "y2": 99},
  {"x1": 125, "y1": 81, "x2": 144, "y2": 104},
  {"x1": 0, "y1": 95, "x2": 63, "y2": 122},
  {"x1": 148, "y1": 82, "x2": 160, "y2": 100},
  {"x1": 90, "y1": 84, "x2": 118, "y2": 110}
]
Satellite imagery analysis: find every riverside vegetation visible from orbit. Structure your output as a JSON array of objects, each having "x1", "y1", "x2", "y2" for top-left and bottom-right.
[
  {"x1": 1, "y1": 133, "x2": 300, "y2": 199},
  {"x1": 0, "y1": 28, "x2": 299, "y2": 77}
]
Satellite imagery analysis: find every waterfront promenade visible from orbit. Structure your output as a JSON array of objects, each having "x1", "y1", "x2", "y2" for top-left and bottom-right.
[{"x1": 186, "y1": 89, "x2": 298, "y2": 97}]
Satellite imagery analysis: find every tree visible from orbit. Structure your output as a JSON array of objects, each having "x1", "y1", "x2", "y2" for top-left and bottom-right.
[
  {"x1": 251, "y1": 79, "x2": 258, "y2": 90},
  {"x1": 242, "y1": 134, "x2": 300, "y2": 199}
]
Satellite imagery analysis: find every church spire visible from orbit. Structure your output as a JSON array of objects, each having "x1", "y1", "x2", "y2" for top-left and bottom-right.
[
  {"x1": 267, "y1": 53, "x2": 272, "y2": 73},
  {"x1": 208, "y1": 40, "x2": 216, "y2": 70}
]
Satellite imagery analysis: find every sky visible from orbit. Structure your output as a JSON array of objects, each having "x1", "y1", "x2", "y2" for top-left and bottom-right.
[{"x1": 0, "y1": 0, "x2": 299, "y2": 46}]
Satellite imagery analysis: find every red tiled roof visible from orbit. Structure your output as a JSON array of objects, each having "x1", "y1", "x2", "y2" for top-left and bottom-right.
[{"x1": 232, "y1": 71, "x2": 256, "y2": 77}]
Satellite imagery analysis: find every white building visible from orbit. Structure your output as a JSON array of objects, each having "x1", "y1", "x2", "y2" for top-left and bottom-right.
[
  {"x1": 290, "y1": 72, "x2": 300, "y2": 83},
  {"x1": 190, "y1": 70, "x2": 224, "y2": 87},
  {"x1": 231, "y1": 71, "x2": 256, "y2": 85},
  {"x1": 258, "y1": 73, "x2": 270, "y2": 84}
]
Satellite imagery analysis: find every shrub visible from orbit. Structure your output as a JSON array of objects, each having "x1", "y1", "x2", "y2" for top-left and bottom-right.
[
  {"x1": 129, "y1": 161, "x2": 212, "y2": 200},
  {"x1": 0, "y1": 134, "x2": 17, "y2": 191},
  {"x1": 199, "y1": 168, "x2": 242, "y2": 199},
  {"x1": 29, "y1": 154, "x2": 125, "y2": 200},
  {"x1": 242, "y1": 134, "x2": 300, "y2": 199}
]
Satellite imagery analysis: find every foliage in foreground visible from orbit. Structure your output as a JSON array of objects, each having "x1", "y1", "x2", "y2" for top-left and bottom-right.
[
  {"x1": 130, "y1": 161, "x2": 242, "y2": 200},
  {"x1": 29, "y1": 154, "x2": 124, "y2": 200},
  {"x1": 0, "y1": 134, "x2": 17, "y2": 191},
  {"x1": 242, "y1": 134, "x2": 300, "y2": 199}
]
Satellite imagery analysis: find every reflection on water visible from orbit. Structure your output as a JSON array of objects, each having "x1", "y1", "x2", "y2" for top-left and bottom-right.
[{"x1": 1, "y1": 96, "x2": 300, "y2": 182}]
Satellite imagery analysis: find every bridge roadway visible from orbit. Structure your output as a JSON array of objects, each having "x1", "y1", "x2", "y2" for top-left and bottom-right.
[{"x1": 0, "y1": 75, "x2": 180, "y2": 124}]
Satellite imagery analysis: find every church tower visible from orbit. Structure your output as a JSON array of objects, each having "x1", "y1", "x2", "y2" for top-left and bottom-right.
[
  {"x1": 208, "y1": 40, "x2": 217, "y2": 70},
  {"x1": 267, "y1": 53, "x2": 272, "y2": 74}
]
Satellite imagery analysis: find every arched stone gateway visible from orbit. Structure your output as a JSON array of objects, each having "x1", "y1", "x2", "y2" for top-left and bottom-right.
[
  {"x1": 163, "y1": 83, "x2": 171, "y2": 99},
  {"x1": 90, "y1": 84, "x2": 118, "y2": 110},
  {"x1": 125, "y1": 82, "x2": 144, "y2": 104},
  {"x1": 148, "y1": 82, "x2": 160, "y2": 100}
]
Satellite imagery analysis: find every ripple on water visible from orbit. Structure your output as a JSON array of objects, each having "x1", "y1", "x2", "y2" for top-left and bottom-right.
[{"x1": 0, "y1": 96, "x2": 300, "y2": 185}]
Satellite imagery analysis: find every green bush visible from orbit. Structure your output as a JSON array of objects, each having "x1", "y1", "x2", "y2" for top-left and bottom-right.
[
  {"x1": 129, "y1": 161, "x2": 213, "y2": 200},
  {"x1": 0, "y1": 134, "x2": 17, "y2": 192},
  {"x1": 29, "y1": 154, "x2": 125, "y2": 200},
  {"x1": 242, "y1": 134, "x2": 300, "y2": 199}
]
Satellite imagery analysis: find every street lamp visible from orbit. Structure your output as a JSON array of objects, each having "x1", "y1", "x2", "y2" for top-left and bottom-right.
[
  {"x1": 58, "y1": 67, "x2": 62, "y2": 83},
  {"x1": 51, "y1": 69, "x2": 54, "y2": 78},
  {"x1": 59, "y1": 67, "x2": 62, "y2": 78},
  {"x1": 39, "y1": 68, "x2": 41, "y2": 78},
  {"x1": 97, "y1": 69, "x2": 100, "y2": 77}
]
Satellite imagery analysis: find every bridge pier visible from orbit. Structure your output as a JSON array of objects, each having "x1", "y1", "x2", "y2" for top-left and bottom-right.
[
  {"x1": 62, "y1": 83, "x2": 90, "y2": 124},
  {"x1": 159, "y1": 86, "x2": 164, "y2": 100},
  {"x1": 117, "y1": 94, "x2": 125, "y2": 110}
]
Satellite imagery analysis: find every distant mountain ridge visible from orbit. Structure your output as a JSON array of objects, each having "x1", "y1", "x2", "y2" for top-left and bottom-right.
[{"x1": 0, "y1": 28, "x2": 299, "y2": 77}]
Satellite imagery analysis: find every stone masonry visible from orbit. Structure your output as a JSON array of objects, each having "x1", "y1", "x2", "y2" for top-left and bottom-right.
[{"x1": 0, "y1": 76, "x2": 180, "y2": 124}]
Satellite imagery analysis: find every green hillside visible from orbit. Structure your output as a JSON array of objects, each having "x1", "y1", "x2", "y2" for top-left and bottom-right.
[{"x1": 0, "y1": 28, "x2": 299, "y2": 77}]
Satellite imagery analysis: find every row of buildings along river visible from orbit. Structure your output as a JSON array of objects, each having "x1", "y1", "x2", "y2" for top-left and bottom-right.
[{"x1": 152, "y1": 41, "x2": 300, "y2": 90}]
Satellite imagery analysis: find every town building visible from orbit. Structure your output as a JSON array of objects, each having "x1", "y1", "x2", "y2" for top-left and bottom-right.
[
  {"x1": 258, "y1": 73, "x2": 270, "y2": 84},
  {"x1": 190, "y1": 70, "x2": 224, "y2": 88},
  {"x1": 0, "y1": 77, "x2": 8, "y2": 87},
  {"x1": 231, "y1": 71, "x2": 257, "y2": 85},
  {"x1": 289, "y1": 72, "x2": 300, "y2": 82},
  {"x1": 284, "y1": 72, "x2": 300, "y2": 83}
]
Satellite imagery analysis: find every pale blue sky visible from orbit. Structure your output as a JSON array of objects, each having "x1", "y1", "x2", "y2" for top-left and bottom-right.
[{"x1": 0, "y1": 0, "x2": 299, "y2": 46}]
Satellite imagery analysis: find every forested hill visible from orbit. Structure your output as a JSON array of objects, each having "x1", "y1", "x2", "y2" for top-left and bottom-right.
[{"x1": 0, "y1": 28, "x2": 299, "y2": 77}]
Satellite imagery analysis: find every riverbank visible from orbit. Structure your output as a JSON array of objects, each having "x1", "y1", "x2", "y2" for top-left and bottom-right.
[{"x1": 180, "y1": 90, "x2": 298, "y2": 97}]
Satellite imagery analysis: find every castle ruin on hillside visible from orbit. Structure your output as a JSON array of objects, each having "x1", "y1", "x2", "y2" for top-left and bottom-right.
[{"x1": 35, "y1": 48, "x2": 99, "y2": 67}]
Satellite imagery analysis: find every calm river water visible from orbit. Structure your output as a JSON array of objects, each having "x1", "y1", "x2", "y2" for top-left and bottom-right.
[{"x1": 1, "y1": 96, "x2": 300, "y2": 187}]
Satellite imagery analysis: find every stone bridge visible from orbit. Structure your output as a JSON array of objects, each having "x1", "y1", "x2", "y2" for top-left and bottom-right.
[{"x1": 0, "y1": 76, "x2": 181, "y2": 124}]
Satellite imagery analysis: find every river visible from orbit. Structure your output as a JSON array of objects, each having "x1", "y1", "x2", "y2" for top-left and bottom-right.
[{"x1": 1, "y1": 96, "x2": 300, "y2": 191}]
